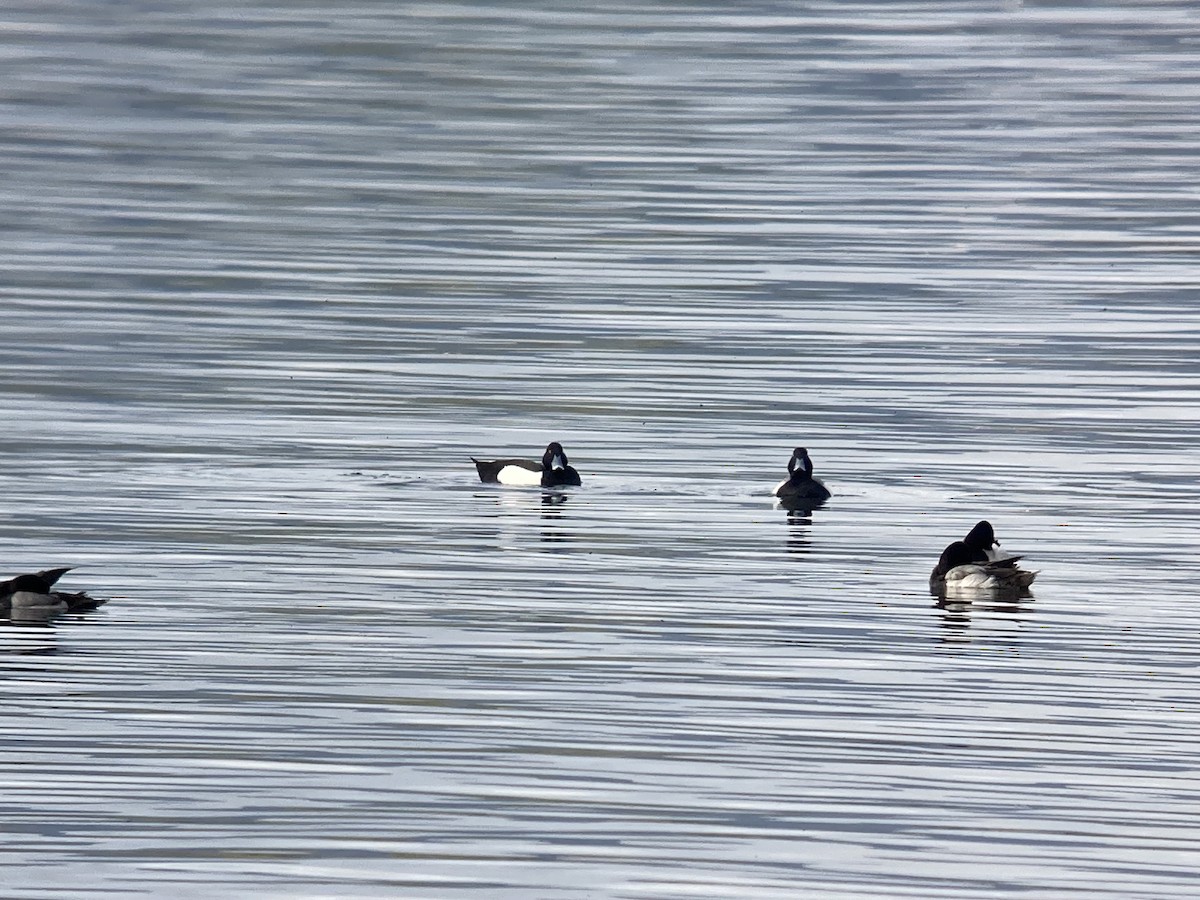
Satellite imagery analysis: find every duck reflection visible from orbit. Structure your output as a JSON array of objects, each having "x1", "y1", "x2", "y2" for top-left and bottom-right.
[
  {"x1": 784, "y1": 513, "x2": 814, "y2": 555},
  {"x1": 932, "y1": 594, "x2": 1035, "y2": 647},
  {"x1": 1, "y1": 619, "x2": 61, "y2": 656},
  {"x1": 775, "y1": 493, "x2": 828, "y2": 525},
  {"x1": 778, "y1": 491, "x2": 827, "y2": 555},
  {"x1": 471, "y1": 488, "x2": 576, "y2": 549},
  {"x1": 539, "y1": 491, "x2": 576, "y2": 546},
  {"x1": 541, "y1": 491, "x2": 569, "y2": 509}
]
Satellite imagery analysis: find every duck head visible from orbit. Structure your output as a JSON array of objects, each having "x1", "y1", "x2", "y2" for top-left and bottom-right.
[
  {"x1": 963, "y1": 520, "x2": 999, "y2": 552},
  {"x1": 543, "y1": 442, "x2": 569, "y2": 471},
  {"x1": 787, "y1": 447, "x2": 814, "y2": 477}
]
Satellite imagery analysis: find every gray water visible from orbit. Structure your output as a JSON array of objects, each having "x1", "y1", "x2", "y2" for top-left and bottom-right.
[{"x1": 2, "y1": 2, "x2": 1199, "y2": 897}]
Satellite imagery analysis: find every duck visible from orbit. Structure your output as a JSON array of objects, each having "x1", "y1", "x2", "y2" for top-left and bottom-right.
[
  {"x1": 774, "y1": 447, "x2": 831, "y2": 507},
  {"x1": 929, "y1": 520, "x2": 1037, "y2": 595},
  {"x1": 472, "y1": 441, "x2": 582, "y2": 487},
  {"x1": 1, "y1": 567, "x2": 105, "y2": 617}
]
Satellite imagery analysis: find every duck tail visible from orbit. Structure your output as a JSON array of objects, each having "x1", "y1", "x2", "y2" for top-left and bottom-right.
[
  {"x1": 58, "y1": 591, "x2": 106, "y2": 612},
  {"x1": 35, "y1": 567, "x2": 73, "y2": 587}
]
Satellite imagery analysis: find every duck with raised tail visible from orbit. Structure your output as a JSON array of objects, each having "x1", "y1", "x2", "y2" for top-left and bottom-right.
[
  {"x1": 929, "y1": 520, "x2": 1038, "y2": 595},
  {"x1": 1, "y1": 567, "x2": 105, "y2": 618}
]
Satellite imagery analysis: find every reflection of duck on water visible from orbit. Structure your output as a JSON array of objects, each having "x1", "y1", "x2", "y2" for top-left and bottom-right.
[
  {"x1": 929, "y1": 520, "x2": 1037, "y2": 597},
  {"x1": 933, "y1": 593, "x2": 1034, "y2": 647},
  {"x1": 784, "y1": 518, "x2": 812, "y2": 555},
  {"x1": 2, "y1": 568, "x2": 106, "y2": 620},
  {"x1": 539, "y1": 492, "x2": 574, "y2": 545},
  {"x1": 773, "y1": 447, "x2": 831, "y2": 512}
]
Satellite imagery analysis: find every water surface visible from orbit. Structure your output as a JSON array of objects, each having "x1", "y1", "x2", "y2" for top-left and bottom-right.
[{"x1": 2, "y1": 2, "x2": 1198, "y2": 897}]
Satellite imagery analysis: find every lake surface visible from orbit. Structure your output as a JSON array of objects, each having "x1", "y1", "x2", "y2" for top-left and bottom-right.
[{"x1": 2, "y1": 2, "x2": 1199, "y2": 897}]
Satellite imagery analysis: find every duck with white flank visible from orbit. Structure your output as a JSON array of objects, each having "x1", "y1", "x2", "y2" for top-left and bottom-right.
[
  {"x1": 472, "y1": 441, "x2": 582, "y2": 488},
  {"x1": 774, "y1": 447, "x2": 831, "y2": 508},
  {"x1": 1, "y1": 567, "x2": 105, "y2": 618},
  {"x1": 929, "y1": 520, "x2": 1037, "y2": 595}
]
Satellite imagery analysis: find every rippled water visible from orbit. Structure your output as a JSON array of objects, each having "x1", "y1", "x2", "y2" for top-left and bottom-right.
[{"x1": 3, "y1": 2, "x2": 1199, "y2": 897}]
